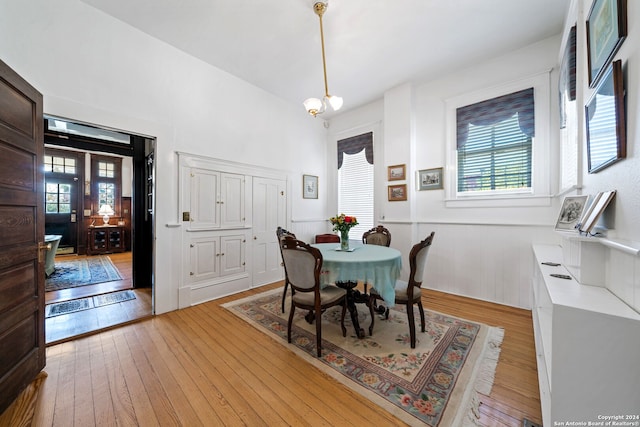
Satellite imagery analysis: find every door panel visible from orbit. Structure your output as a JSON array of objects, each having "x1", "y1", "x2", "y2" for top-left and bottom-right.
[
  {"x1": 0, "y1": 59, "x2": 45, "y2": 413},
  {"x1": 252, "y1": 178, "x2": 286, "y2": 286},
  {"x1": 44, "y1": 176, "x2": 79, "y2": 252}
]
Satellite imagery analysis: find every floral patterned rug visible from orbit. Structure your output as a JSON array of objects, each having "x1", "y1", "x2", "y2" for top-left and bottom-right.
[
  {"x1": 45, "y1": 255, "x2": 123, "y2": 292},
  {"x1": 223, "y1": 288, "x2": 504, "y2": 426}
]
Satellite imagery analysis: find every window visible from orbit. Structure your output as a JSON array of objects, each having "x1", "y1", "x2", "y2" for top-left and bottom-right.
[
  {"x1": 456, "y1": 88, "x2": 534, "y2": 194},
  {"x1": 91, "y1": 154, "x2": 122, "y2": 217},
  {"x1": 45, "y1": 182, "x2": 71, "y2": 213},
  {"x1": 337, "y1": 132, "x2": 374, "y2": 237},
  {"x1": 44, "y1": 155, "x2": 76, "y2": 174}
]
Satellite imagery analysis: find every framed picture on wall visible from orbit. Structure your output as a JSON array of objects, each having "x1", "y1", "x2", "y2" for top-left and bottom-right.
[
  {"x1": 387, "y1": 164, "x2": 406, "y2": 181},
  {"x1": 554, "y1": 195, "x2": 588, "y2": 231},
  {"x1": 417, "y1": 167, "x2": 443, "y2": 191},
  {"x1": 586, "y1": 0, "x2": 627, "y2": 87},
  {"x1": 302, "y1": 174, "x2": 318, "y2": 199},
  {"x1": 388, "y1": 184, "x2": 407, "y2": 201},
  {"x1": 585, "y1": 60, "x2": 626, "y2": 173}
]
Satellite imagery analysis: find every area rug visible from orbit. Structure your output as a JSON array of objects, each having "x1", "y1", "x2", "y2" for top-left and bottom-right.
[
  {"x1": 45, "y1": 290, "x2": 137, "y2": 318},
  {"x1": 45, "y1": 256, "x2": 123, "y2": 292},
  {"x1": 223, "y1": 288, "x2": 504, "y2": 426}
]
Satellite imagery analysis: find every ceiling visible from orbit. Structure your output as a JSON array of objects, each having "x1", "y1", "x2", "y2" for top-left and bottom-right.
[{"x1": 82, "y1": 0, "x2": 570, "y2": 117}]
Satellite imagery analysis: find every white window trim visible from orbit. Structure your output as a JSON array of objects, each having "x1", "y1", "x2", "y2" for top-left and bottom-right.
[{"x1": 444, "y1": 71, "x2": 552, "y2": 208}]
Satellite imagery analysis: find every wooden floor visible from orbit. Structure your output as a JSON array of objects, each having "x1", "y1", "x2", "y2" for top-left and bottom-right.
[
  {"x1": 33, "y1": 283, "x2": 541, "y2": 426},
  {"x1": 45, "y1": 252, "x2": 153, "y2": 345}
]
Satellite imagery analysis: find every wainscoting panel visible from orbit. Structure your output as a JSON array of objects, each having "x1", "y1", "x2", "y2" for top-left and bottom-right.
[
  {"x1": 289, "y1": 219, "x2": 330, "y2": 244},
  {"x1": 410, "y1": 222, "x2": 558, "y2": 309}
]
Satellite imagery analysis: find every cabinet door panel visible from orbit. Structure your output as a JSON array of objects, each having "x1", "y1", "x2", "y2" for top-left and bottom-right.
[
  {"x1": 220, "y1": 173, "x2": 245, "y2": 227},
  {"x1": 220, "y1": 234, "x2": 245, "y2": 276},
  {"x1": 189, "y1": 237, "x2": 219, "y2": 281},
  {"x1": 190, "y1": 168, "x2": 219, "y2": 229}
]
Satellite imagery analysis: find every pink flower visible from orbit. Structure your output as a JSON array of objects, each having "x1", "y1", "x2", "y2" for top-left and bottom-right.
[{"x1": 400, "y1": 394, "x2": 412, "y2": 407}]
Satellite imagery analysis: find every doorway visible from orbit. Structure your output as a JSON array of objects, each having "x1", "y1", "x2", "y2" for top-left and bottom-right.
[{"x1": 43, "y1": 116, "x2": 155, "y2": 344}]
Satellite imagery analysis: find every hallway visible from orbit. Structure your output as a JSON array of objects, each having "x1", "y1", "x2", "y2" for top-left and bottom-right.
[{"x1": 45, "y1": 252, "x2": 152, "y2": 345}]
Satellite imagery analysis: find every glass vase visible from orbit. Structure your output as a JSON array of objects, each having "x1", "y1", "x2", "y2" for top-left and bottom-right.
[{"x1": 340, "y1": 229, "x2": 350, "y2": 251}]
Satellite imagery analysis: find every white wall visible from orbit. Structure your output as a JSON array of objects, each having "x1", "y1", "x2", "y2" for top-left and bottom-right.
[
  {"x1": 329, "y1": 37, "x2": 564, "y2": 309},
  {"x1": 0, "y1": 0, "x2": 328, "y2": 313}
]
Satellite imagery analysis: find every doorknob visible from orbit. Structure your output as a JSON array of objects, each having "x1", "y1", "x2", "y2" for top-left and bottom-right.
[{"x1": 38, "y1": 242, "x2": 51, "y2": 263}]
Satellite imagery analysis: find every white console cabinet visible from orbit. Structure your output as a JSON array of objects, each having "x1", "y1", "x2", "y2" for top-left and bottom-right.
[{"x1": 532, "y1": 244, "x2": 640, "y2": 425}]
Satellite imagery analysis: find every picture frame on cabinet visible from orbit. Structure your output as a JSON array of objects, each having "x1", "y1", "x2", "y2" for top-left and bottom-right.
[
  {"x1": 387, "y1": 164, "x2": 406, "y2": 181},
  {"x1": 302, "y1": 174, "x2": 318, "y2": 199},
  {"x1": 585, "y1": 60, "x2": 626, "y2": 173},
  {"x1": 388, "y1": 184, "x2": 407, "y2": 201},
  {"x1": 417, "y1": 167, "x2": 443, "y2": 191},
  {"x1": 586, "y1": 0, "x2": 627, "y2": 87},
  {"x1": 555, "y1": 195, "x2": 588, "y2": 231}
]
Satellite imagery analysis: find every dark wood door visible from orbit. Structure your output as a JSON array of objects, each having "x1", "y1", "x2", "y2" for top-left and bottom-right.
[{"x1": 0, "y1": 59, "x2": 45, "y2": 413}]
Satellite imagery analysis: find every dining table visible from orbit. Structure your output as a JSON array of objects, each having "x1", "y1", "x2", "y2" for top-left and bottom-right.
[{"x1": 312, "y1": 242, "x2": 402, "y2": 337}]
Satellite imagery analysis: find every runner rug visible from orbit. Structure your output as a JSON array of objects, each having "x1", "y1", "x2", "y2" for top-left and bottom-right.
[
  {"x1": 222, "y1": 288, "x2": 504, "y2": 426},
  {"x1": 45, "y1": 256, "x2": 123, "y2": 292}
]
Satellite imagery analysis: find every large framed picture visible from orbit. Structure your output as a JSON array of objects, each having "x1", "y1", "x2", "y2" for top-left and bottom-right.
[
  {"x1": 302, "y1": 174, "x2": 318, "y2": 199},
  {"x1": 387, "y1": 164, "x2": 406, "y2": 181},
  {"x1": 417, "y1": 167, "x2": 443, "y2": 191},
  {"x1": 388, "y1": 184, "x2": 407, "y2": 201},
  {"x1": 585, "y1": 60, "x2": 626, "y2": 173},
  {"x1": 586, "y1": 0, "x2": 627, "y2": 87},
  {"x1": 555, "y1": 195, "x2": 588, "y2": 231}
]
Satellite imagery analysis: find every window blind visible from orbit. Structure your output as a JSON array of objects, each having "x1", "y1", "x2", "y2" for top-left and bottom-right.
[
  {"x1": 337, "y1": 133, "x2": 374, "y2": 238},
  {"x1": 456, "y1": 89, "x2": 534, "y2": 193}
]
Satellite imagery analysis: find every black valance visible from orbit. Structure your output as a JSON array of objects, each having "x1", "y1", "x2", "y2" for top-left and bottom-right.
[
  {"x1": 337, "y1": 132, "x2": 373, "y2": 169},
  {"x1": 456, "y1": 88, "x2": 535, "y2": 149}
]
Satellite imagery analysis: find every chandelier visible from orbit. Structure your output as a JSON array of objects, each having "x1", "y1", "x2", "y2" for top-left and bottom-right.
[{"x1": 303, "y1": 2, "x2": 343, "y2": 117}]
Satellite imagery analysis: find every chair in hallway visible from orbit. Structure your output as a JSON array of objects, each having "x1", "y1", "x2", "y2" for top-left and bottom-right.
[
  {"x1": 369, "y1": 232, "x2": 435, "y2": 348},
  {"x1": 281, "y1": 237, "x2": 347, "y2": 357},
  {"x1": 276, "y1": 226, "x2": 297, "y2": 313}
]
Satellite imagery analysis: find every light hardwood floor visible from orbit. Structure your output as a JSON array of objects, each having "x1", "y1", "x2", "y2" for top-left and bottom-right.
[
  {"x1": 45, "y1": 252, "x2": 152, "y2": 345},
  {"x1": 33, "y1": 284, "x2": 541, "y2": 426}
]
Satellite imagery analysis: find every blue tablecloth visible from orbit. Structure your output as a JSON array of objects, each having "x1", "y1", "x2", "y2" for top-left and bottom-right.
[{"x1": 313, "y1": 242, "x2": 402, "y2": 307}]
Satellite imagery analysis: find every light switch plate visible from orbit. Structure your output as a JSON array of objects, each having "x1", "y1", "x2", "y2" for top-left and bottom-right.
[{"x1": 84, "y1": 209, "x2": 91, "y2": 217}]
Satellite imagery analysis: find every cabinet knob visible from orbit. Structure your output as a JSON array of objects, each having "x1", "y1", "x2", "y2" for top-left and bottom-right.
[
  {"x1": 220, "y1": 253, "x2": 225, "y2": 256},
  {"x1": 190, "y1": 244, "x2": 194, "y2": 248},
  {"x1": 253, "y1": 236, "x2": 257, "y2": 240},
  {"x1": 190, "y1": 272, "x2": 194, "y2": 276}
]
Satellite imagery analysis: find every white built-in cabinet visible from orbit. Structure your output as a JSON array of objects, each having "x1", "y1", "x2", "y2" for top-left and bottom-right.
[
  {"x1": 532, "y1": 242, "x2": 640, "y2": 425},
  {"x1": 188, "y1": 168, "x2": 245, "y2": 229},
  {"x1": 177, "y1": 152, "x2": 288, "y2": 308}
]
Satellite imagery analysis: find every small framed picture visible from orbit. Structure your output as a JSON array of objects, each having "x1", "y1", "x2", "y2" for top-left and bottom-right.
[
  {"x1": 302, "y1": 174, "x2": 318, "y2": 199},
  {"x1": 586, "y1": 0, "x2": 627, "y2": 87},
  {"x1": 388, "y1": 184, "x2": 407, "y2": 201},
  {"x1": 417, "y1": 167, "x2": 443, "y2": 191},
  {"x1": 387, "y1": 164, "x2": 406, "y2": 181},
  {"x1": 555, "y1": 195, "x2": 588, "y2": 231}
]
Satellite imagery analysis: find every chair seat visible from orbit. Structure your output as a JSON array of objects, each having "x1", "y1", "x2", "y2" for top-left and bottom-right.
[
  {"x1": 292, "y1": 285, "x2": 347, "y2": 307},
  {"x1": 371, "y1": 280, "x2": 421, "y2": 303}
]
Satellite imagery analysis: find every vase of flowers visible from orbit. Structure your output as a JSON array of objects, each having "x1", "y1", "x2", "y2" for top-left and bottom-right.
[{"x1": 329, "y1": 213, "x2": 358, "y2": 251}]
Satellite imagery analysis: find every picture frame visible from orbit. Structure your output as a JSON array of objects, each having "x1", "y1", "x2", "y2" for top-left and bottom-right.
[
  {"x1": 417, "y1": 167, "x2": 443, "y2": 191},
  {"x1": 579, "y1": 190, "x2": 616, "y2": 234},
  {"x1": 388, "y1": 184, "x2": 407, "y2": 201},
  {"x1": 554, "y1": 195, "x2": 588, "y2": 231},
  {"x1": 387, "y1": 164, "x2": 406, "y2": 181},
  {"x1": 586, "y1": 0, "x2": 626, "y2": 87},
  {"x1": 585, "y1": 60, "x2": 626, "y2": 174},
  {"x1": 302, "y1": 174, "x2": 318, "y2": 199}
]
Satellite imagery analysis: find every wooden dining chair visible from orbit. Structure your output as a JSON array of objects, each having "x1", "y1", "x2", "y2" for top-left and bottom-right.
[
  {"x1": 361, "y1": 225, "x2": 392, "y2": 295},
  {"x1": 369, "y1": 232, "x2": 435, "y2": 348},
  {"x1": 362, "y1": 225, "x2": 391, "y2": 247},
  {"x1": 276, "y1": 226, "x2": 297, "y2": 313},
  {"x1": 281, "y1": 237, "x2": 347, "y2": 357}
]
